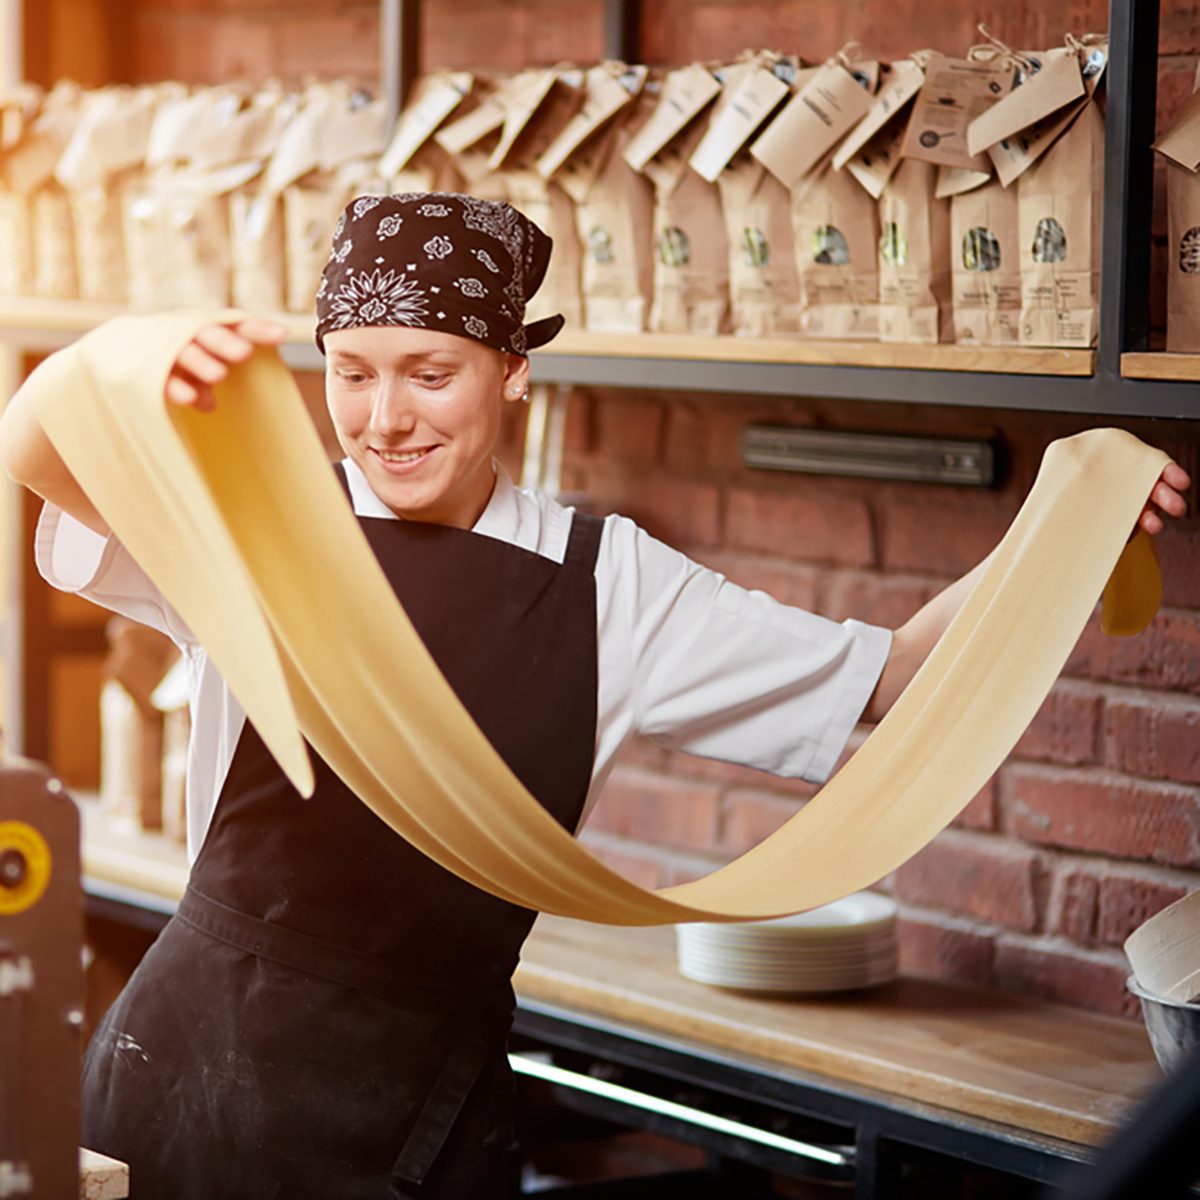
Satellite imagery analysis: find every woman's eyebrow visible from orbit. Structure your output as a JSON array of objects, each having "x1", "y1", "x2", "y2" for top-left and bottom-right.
[{"x1": 329, "y1": 350, "x2": 461, "y2": 366}]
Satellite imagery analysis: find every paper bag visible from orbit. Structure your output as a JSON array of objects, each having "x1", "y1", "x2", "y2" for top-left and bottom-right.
[
  {"x1": 950, "y1": 176, "x2": 1020, "y2": 344},
  {"x1": 489, "y1": 68, "x2": 587, "y2": 328},
  {"x1": 643, "y1": 112, "x2": 730, "y2": 336},
  {"x1": 1155, "y1": 64, "x2": 1200, "y2": 351},
  {"x1": 1017, "y1": 97, "x2": 1103, "y2": 347},
  {"x1": 553, "y1": 68, "x2": 655, "y2": 332},
  {"x1": 31, "y1": 185, "x2": 77, "y2": 299},
  {"x1": 791, "y1": 159, "x2": 880, "y2": 339},
  {"x1": 878, "y1": 156, "x2": 951, "y2": 343},
  {"x1": 718, "y1": 151, "x2": 801, "y2": 335}
]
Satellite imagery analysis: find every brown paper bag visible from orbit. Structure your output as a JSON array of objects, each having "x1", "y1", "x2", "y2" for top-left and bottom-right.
[
  {"x1": 488, "y1": 68, "x2": 587, "y2": 328},
  {"x1": 643, "y1": 113, "x2": 730, "y2": 335},
  {"x1": 1017, "y1": 97, "x2": 1103, "y2": 347},
  {"x1": 791, "y1": 160, "x2": 880, "y2": 339},
  {"x1": 56, "y1": 86, "x2": 161, "y2": 302},
  {"x1": 878, "y1": 156, "x2": 951, "y2": 343},
  {"x1": 1154, "y1": 64, "x2": 1200, "y2": 351},
  {"x1": 717, "y1": 152, "x2": 801, "y2": 336},
  {"x1": 1166, "y1": 161, "x2": 1200, "y2": 350},
  {"x1": 31, "y1": 185, "x2": 77, "y2": 299},
  {"x1": 284, "y1": 171, "x2": 362, "y2": 314},
  {"x1": 547, "y1": 67, "x2": 655, "y2": 333},
  {"x1": 950, "y1": 176, "x2": 1020, "y2": 344}
]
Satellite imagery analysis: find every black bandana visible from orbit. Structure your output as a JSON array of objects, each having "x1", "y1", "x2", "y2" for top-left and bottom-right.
[{"x1": 314, "y1": 192, "x2": 565, "y2": 356}]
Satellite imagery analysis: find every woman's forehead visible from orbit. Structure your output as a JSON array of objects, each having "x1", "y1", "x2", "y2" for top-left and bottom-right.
[{"x1": 324, "y1": 326, "x2": 498, "y2": 364}]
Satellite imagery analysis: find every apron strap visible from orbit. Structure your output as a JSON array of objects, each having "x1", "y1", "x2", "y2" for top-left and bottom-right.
[{"x1": 176, "y1": 886, "x2": 503, "y2": 1013}]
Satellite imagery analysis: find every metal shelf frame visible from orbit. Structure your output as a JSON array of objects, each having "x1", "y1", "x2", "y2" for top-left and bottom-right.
[{"x1": 372, "y1": 0, "x2": 1200, "y2": 421}]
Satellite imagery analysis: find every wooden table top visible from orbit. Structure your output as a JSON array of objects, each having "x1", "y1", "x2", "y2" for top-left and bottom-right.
[{"x1": 516, "y1": 915, "x2": 1162, "y2": 1149}]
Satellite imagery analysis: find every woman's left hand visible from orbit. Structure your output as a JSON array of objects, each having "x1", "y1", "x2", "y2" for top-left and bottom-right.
[{"x1": 1138, "y1": 461, "x2": 1191, "y2": 536}]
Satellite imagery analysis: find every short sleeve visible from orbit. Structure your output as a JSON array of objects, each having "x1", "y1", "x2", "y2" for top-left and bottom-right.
[
  {"x1": 35, "y1": 502, "x2": 195, "y2": 646},
  {"x1": 606, "y1": 516, "x2": 892, "y2": 784}
]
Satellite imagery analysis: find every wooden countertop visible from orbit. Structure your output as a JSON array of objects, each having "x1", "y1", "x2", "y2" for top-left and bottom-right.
[
  {"x1": 516, "y1": 915, "x2": 1160, "y2": 1149},
  {"x1": 81, "y1": 813, "x2": 1159, "y2": 1149}
]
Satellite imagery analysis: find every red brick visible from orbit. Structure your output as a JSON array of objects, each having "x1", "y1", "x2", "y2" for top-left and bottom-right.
[
  {"x1": 1156, "y1": 527, "x2": 1200, "y2": 611},
  {"x1": 893, "y1": 831, "x2": 1040, "y2": 932},
  {"x1": 592, "y1": 395, "x2": 665, "y2": 467},
  {"x1": 819, "y1": 570, "x2": 934, "y2": 629},
  {"x1": 584, "y1": 765, "x2": 720, "y2": 852},
  {"x1": 276, "y1": 13, "x2": 381, "y2": 81},
  {"x1": 611, "y1": 735, "x2": 671, "y2": 774},
  {"x1": 721, "y1": 789, "x2": 805, "y2": 856},
  {"x1": 698, "y1": 551, "x2": 820, "y2": 612},
  {"x1": 1004, "y1": 765, "x2": 1200, "y2": 867},
  {"x1": 1051, "y1": 868, "x2": 1099, "y2": 940},
  {"x1": 1096, "y1": 873, "x2": 1190, "y2": 947},
  {"x1": 663, "y1": 401, "x2": 817, "y2": 475},
  {"x1": 660, "y1": 749, "x2": 819, "y2": 802},
  {"x1": 661, "y1": 851, "x2": 735, "y2": 887},
  {"x1": 587, "y1": 472, "x2": 722, "y2": 547},
  {"x1": 951, "y1": 777, "x2": 998, "y2": 831},
  {"x1": 895, "y1": 911, "x2": 995, "y2": 987},
  {"x1": 878, "y1": 499, "x2": 1012, "y2": 577},
  {"x1": 1013, "y1": 682, "x2": 1103, "y2": 767},
  {"x1": 1066, "y1": 609, "x2": 1200, "y2": 695},
  {"x1": 726, "y1": 486, "x2": 873, "y2": 566},
  {"x1": 577, "y1": 832, "x2": 664, "y2": 890},
  {"x1": 993, "y1": 937, "x2": 1139, "y2": 1019},
  {"x1": 424, "y1": 0, "x2": 604, "y2": 72},
  {"x1": 1104, "y1": 693, "x2": 1200, "y2": 785}
]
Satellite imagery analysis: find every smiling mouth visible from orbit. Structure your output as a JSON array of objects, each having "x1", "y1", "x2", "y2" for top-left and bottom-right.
[{"x1": 372, "y1": 446, "x2": 437, "y2": 466}]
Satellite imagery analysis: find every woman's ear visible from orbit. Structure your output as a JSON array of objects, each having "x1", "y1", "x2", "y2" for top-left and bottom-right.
[{"x1": 501, "y1": 352, "x2": 531, "y2": 404}]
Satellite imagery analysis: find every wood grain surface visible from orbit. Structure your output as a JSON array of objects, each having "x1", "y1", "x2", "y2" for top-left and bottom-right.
[{"x1": 517, "y1": 915, "x2": 1161, "y2": 1148}]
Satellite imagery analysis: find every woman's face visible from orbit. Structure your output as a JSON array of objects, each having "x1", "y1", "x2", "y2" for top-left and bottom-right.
[{"x1": 324, "y1": 326, "x2": 529, "y2": 528}]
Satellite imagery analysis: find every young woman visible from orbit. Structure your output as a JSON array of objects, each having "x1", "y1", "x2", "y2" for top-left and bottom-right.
[{"x1": 0, "y1": 192, "x2": 1190, "y2": 1199}]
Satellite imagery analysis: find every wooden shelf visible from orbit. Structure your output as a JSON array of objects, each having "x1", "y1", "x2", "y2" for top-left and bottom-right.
[
  {"x1": 543, "y1": 330, "x2": 1096, "y2": 377},
  {"x1": 1121, "y1": 351, "x2": 1200, "y2": 382},
  {"x1": 80, "y1": 800, "x2": 188, "y2": 904}
]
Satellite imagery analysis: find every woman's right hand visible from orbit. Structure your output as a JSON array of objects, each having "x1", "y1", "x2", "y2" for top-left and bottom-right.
[{"x1": 165, "y1": 318, "x2": 289, "y2": 410}]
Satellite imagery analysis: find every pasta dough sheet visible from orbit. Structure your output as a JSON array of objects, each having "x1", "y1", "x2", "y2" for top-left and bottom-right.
[{"x1": 29, "y1": 312, "x2": 1170, "y2": 924}]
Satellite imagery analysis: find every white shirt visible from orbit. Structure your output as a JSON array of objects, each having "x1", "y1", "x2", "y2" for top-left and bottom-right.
[{"x1": 36, "y1": 460, "x2": 892, "y2": 862}]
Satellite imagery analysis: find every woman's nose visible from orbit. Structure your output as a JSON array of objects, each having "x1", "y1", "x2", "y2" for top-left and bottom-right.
[{"x1": 368, "y1": 380, "x2": 417, "y2": 438}]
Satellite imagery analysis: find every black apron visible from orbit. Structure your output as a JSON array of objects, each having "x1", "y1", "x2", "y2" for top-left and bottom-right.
[{"x1": 81, "y1": 467, "x2": 603, "y2": 1199}]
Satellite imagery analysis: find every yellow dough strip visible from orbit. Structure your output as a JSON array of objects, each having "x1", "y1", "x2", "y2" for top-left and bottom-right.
[{"x1": 29, "y1": 314, "x2": 1169, "y2": 924}]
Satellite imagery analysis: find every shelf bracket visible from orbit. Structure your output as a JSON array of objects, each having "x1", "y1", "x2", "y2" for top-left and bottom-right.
[{"x1": 380, "y1": 0, "x2": 421, "y2": 133}]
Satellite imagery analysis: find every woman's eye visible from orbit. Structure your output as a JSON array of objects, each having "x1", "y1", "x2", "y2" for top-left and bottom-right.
[
  {"x1": 340, "y1": 372, "x2": 369, "y2": 385},
  {"x1": 416, "y1": 374, "x2": 448, "y2": 387}
]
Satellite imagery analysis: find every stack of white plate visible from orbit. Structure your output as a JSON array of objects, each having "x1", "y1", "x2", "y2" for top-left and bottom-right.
[{"x1": 675, "y1": 892, "x2": 899, "y2": 994}]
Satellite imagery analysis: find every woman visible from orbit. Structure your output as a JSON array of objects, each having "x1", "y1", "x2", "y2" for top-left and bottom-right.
[{"x1": 0, "y1": 193, "x2": 1190, "y2": 1198}]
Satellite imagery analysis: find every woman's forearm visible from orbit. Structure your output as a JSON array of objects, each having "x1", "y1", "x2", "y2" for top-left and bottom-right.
[
  {"x1": 0, "y1": 350, "x2": 107, "y2": 533},
  {"x1": 863, "y1": 552, "x2": 994, "y2": 723}
]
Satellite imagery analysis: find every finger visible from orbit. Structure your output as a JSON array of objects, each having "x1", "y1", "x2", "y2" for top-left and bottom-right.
[
  {"x1": 1162, "y1": 462, "x2": 1192, "y2": 492},
  {"x1": 193, "y1": 324, "x2": 257, "y2": 364},
  {"x1": 176, "y1": 342, "x2": 230, "y2": 385},
  {"x1": 164, "y1": 374, "x2": 198, "y2": 406},
  {"x1": 1150, "y1": 480, "x2": 1188, "y2": 518},
  {"x1": 164, "y1": 373, "x2": 217, "y2": 412},
  {"x1": 232, "y1": 316, "x2": 289, "y2": 345},
  {"x1": 1139, "y1": 508, "x2": 1164, "y2": 536}
]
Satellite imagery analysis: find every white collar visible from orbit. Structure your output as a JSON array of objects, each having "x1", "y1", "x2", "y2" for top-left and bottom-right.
[{"x1": 341, "y1": 457, "x2": 528, "y2": 547}]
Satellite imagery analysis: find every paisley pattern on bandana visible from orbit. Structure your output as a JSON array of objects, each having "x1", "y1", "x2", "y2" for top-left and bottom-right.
[
  {"x1": 377, "y1": 214, "x2": 403, "y2": 240},
  {"x1": 472, "y1": 248, "x2": 501, "y2": 274},
  {"x1": 326, "y1": 269, "x2": 429, "y2": 331},
  {"x1": 455, "y1": 277, "x2": 487, "y2": 299},
  {"x1": 315, "y1": 192, "x2": 563, "y2": 356}
]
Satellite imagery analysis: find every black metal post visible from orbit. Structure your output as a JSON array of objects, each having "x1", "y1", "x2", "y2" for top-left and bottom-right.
[
  {"x1": 603, "y1": 0, "x2": 640, "y2": 62},
  {"x1": 380, "y1": 0, "x2": 421, "y2": 131},
  {"x1": 1098, "y1": 0, "x2": 1161, "y2": 379}
]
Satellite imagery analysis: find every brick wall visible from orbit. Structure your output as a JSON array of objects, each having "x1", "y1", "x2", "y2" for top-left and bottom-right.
[
  {"x1": 548, "y1": 393, "x2": 1200, "y2": 1019},
  {"x1": 65, "y1": 0, "x2": 1200, "y2": 1016}
]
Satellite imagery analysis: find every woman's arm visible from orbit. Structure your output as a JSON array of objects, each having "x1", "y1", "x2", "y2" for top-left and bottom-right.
[
  {"x1": 863, "y1": 461, "x2": 1192, "y2": 723},
  {"x1": 0, "y1": 317, "x2": 287, "y2": 535}
]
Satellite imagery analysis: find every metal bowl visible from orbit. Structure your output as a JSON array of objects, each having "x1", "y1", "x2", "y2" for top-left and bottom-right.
[{"x1": 1127, "y1": 975, "x2": 1200, "y2": 1073}]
